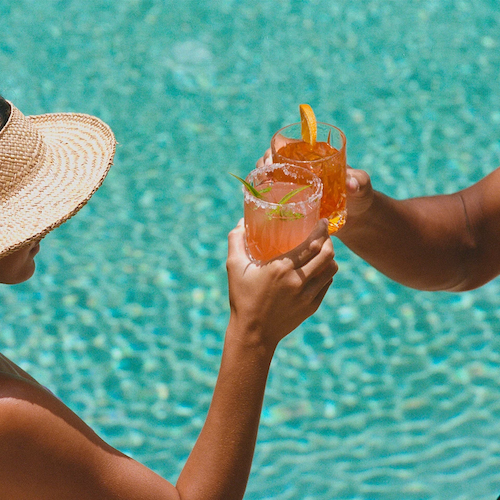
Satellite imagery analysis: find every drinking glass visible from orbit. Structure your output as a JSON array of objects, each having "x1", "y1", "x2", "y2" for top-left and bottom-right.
[
  {"x1": 271, "y1": 122, "x2": 347, "y2": 234},
  {"x1": 243, "y1": 163, "x2": 322, "y2": 263}
]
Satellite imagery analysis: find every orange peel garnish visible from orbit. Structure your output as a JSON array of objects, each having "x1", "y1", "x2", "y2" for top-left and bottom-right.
[{"x1": 299, "y1": 104, "x2": 317, "y2": 146}]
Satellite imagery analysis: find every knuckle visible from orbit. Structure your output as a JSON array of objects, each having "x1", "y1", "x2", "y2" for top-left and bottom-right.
[
  {"x1": 226, "y1": 254, "x2": 238, "y2": 270},
  {"x1": 332, "y1": 260, "x2": 339, "y2": 274},
  {"x1": 229, "y1": 226, "x2": 242, "y2": 237},
  {"x1": 276, "y1": 258, "x2": 294, "y2": 275},
  {"x1": 291, "y1": 274, "x2": 305, "y2": 290},
  {"x1": 228, "y1": 226, "x2": 244, "y2": 241},
  {"x1": 326, "y1": 261, "x2": 337, "y2": 278},
  {"x1": 279, "y1": 271, "x2": 302, "y2": 292},
  {"x1": 323, "y1": 243, "x2": 335, "y2": 260},
  {"x1": 309, "y1": 239, "x2": 323, "y2": 255}
]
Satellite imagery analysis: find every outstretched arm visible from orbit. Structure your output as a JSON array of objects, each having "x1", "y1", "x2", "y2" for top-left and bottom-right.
[
  {"x1": 337, "y1": 167, "x2": 500, "y2": 291},
  {"x1": 0, "y1": 219, "x2": 336, "y2": 500},
  {"x1": 178, "y1": 219, "x2": 336, "y2": 499}
]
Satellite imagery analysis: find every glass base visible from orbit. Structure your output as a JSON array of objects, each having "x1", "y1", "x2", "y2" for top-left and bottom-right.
[{"x1": 327, "y1": 212, "x2": 347, "y2": 235}]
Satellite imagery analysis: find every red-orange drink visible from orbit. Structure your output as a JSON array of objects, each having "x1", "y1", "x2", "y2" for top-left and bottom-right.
[
  {"x1": 243, "y1": 164, "x2": 322, "y2": 263},
  {"x1": 271, "y1": 122, "x2": 347, "y2": 234}
]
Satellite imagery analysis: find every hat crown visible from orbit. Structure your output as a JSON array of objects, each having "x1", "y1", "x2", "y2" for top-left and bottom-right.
[
  {"x1": 0, "y1": 101, "x2": 116, "y2": 258},
  {"x1": 0, "y1": 106, "x2": 46, "y2": 202}
]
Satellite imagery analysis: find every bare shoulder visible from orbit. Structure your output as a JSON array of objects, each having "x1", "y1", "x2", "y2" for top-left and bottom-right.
[{"x1": 0, "y1": 373, "x2": 179, "y2": 500}]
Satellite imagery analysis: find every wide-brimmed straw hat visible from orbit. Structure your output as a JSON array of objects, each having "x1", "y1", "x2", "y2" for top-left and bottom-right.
[{"x1": 0, "y1": 101, "x2": 116, "y2": 257}]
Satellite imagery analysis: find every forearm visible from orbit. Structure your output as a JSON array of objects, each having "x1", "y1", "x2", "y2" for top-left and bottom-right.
[
  {"x1": 176, "y1": 318, "x2": 275, "y2": 500},
  {"x1": 337, "y1": 190, "x2": 475, "y2": 291},
  {"x1": 176, "y1": 219, "x2": 336, "y2": 499}
]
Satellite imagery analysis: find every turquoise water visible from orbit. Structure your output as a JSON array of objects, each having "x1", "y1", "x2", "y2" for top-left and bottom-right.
[{"x1": 2, "y1": 0, "x2": 500, "y2": 498}]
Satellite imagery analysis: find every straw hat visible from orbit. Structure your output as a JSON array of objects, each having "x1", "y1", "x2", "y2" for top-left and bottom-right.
[{"x1": 0, "y1": 101, "x2": 116, "y2": 257}]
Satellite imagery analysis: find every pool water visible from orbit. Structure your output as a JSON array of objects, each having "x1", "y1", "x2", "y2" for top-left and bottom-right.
[{"x1": 2, "y1": 0, "x2": 500, "y2": 498}]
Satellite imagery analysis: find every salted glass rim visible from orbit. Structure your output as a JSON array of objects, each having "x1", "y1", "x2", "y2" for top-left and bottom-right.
[{"x1": 243, "y1": 163, "x2": 323, "y2": 209}]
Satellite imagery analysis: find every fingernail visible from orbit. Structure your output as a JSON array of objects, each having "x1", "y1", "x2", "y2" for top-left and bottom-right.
[{"x1": 347, "y1": 176, "x2": 360, "y2": 192}]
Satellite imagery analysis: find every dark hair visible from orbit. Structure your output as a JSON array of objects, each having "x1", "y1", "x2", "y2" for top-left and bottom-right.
[{"x1": 0, "y1": 96, "x2": 11, "y2": 130}]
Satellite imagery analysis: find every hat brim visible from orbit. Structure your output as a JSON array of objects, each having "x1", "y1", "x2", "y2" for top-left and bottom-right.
[{"x1": 0, "y1": 111, "x2": 116, "y2": 257}]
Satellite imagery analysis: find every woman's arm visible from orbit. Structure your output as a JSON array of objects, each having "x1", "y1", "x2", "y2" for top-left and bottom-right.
[
  {"x1": 0, "y1": 219, "x2": 336, "y2": 500},
  {"x1": 177, "y1": 219, "x2": 336, "y2": 499},
  {"x1": 337, "y1": 167, "x2": 500, "y2": 291}
]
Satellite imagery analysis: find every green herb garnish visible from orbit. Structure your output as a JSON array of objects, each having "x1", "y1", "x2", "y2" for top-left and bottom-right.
[
  {"x1": 231, "y1": 173, "x2": 312, "y2": 220},
  {"x1": 276, "y1": 185, "x2": 310, "y2": 204},
  {"x1": 266, "y1": 208, "x2": 306, "y2": 220},
  {"x1": 267, "y1": 185, "x2": 311, "y2": 220},
  {"x1": 257, "y1": 185, "x2": 272, "y2": 195},
  {"x1": 230, "y1": 173, "x2": 263, "y2": 198}
]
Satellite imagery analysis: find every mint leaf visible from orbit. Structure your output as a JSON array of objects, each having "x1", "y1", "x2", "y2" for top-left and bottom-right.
[
  {"x1": 277, "y1": 184, "x2": 310, "y2": 204},
  {"x1": 230, "y1": 173, "x2": 263, "y2": 199}
]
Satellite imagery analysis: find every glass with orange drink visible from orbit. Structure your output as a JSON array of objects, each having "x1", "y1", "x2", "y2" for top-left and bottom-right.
[
  {"x1": 240, "y1": 163, "x2": 322, "y2": 263},
  {"x1": 271, "y1": 105, "x2": 347, "y2": 234}
]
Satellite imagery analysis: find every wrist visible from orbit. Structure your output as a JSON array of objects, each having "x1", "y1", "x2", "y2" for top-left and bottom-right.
[{"x1": 225, "y1": 314, "x2": 278, "y2": 360}]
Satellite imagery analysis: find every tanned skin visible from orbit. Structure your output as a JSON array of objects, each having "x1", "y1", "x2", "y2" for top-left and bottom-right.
[
  {"x1": 0, "y1": 219, "x2": 337, "y2": 500},
  {"x1": 337, "y1": 167, "x2": 500, "y2": 291},
  {"x1": 257, "y1": 149, "x2": 500, "y2": 292}
]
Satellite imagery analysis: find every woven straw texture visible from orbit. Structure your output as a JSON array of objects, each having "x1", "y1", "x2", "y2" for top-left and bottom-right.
[{"x1": 0, "y1": 103, "x2": 116, "y2": 257}]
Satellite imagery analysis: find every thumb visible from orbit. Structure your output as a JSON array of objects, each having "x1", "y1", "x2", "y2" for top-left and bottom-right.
[
  {"x1": 346, "y1": 168, "x2": 372, "y2": 197},
  {"x1": 342, "y1": 168, "x2": 375, "y2": 221}
]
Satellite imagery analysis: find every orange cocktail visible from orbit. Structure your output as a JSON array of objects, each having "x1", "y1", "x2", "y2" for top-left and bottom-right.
[
  {"x1": 243, "y1": 163, "x2": 322, "y2": 263},
  {"x1": 271, "y1": 112, "x2": 347, "y2": 235}
]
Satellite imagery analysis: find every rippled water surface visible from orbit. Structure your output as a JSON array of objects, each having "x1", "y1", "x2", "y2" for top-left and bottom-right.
[{"x1": 2, "y1": 1, "x2": 500, "y2": 498}]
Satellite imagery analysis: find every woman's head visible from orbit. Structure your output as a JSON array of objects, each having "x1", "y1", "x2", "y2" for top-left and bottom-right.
[
  {"x1": 0, "y1": 96, "x2": 116, "y2": 284},
  {"x1": 0, "y1": 96, "x2": 35, "y2": 284},
  {"x1": 0, "y1": 97, "x2": 32, "y2": 283}
]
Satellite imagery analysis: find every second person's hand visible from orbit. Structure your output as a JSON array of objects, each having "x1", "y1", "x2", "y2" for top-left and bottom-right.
[{"x1": 343, "y1": 167, "x2": 375, "y2": 221}]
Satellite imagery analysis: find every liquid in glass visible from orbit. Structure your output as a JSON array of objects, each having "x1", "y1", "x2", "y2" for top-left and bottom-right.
[{"x1": 243, "y1": 164, "x2": 322, "y2": 263}]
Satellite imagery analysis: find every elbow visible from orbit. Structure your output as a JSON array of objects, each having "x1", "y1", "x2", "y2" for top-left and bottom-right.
[{"x1": 443, "y1": 193, "x2": 494, "y2": 292}]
